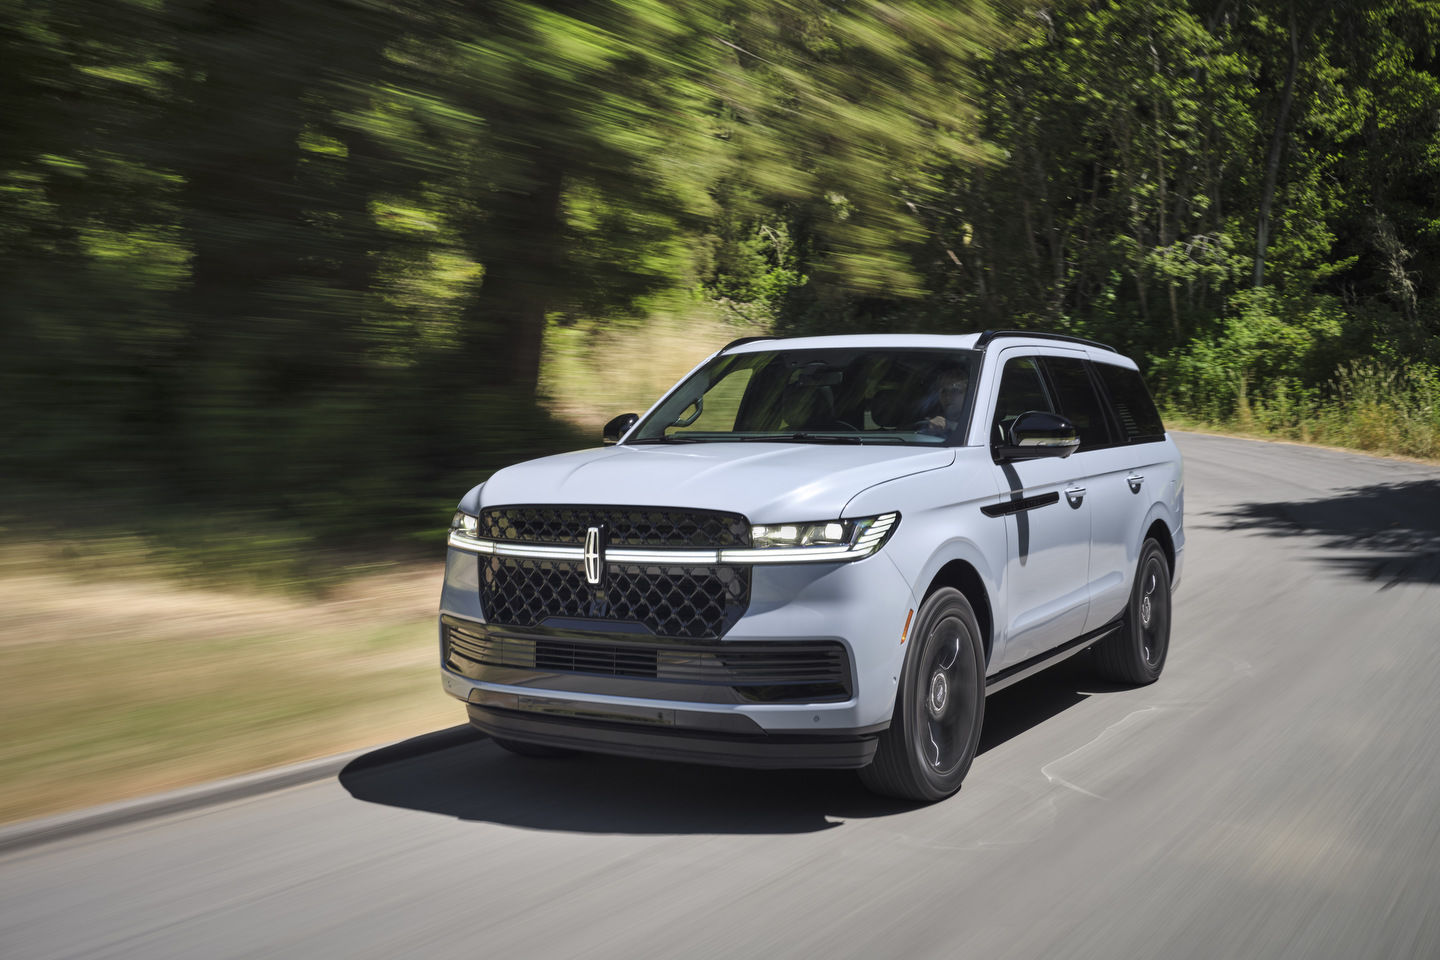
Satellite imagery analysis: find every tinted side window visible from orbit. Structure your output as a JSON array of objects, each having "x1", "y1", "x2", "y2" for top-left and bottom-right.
[
  {"x1": 1041, "y1": 357, "x2": 1113, "y2": 451},
  {"x1": 991, "y1": 357, "x2": 1053, "y2": 444},
  {"x1": 1094, "y1": 363, "x2": 1166, "y2": 442}
]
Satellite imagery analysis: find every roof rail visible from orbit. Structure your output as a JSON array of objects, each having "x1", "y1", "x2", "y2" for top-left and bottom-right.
[
  {"x1": 719, "y1": 335, "x2": 776, "y2": 352},
  {"x1": 975, "y1": 329, "x2": 1117, "y2": 353}
]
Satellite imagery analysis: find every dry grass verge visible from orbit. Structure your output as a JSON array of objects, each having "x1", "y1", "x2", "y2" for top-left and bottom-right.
[{"x1": 0, "y1": 559, "x2": 458, "y2": 825}]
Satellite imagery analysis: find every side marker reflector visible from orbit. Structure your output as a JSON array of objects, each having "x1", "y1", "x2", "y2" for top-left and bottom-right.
[{"x1": 900, "y1": 608, "x2": 914, "y2": 645}]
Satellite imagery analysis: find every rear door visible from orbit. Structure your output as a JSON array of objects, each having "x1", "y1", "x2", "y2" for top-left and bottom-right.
[
  {"x1": 1038, "y1": 355, "x2": 1134, "y2": 631},
  {"x1": 1084, "y1": 359, "x2": 1174, "y2": 626}
]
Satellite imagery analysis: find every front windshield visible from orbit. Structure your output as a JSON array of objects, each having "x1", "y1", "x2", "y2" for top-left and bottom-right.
[{"x1": 628, "y1": 347, "x2": 979, "y2": 446}]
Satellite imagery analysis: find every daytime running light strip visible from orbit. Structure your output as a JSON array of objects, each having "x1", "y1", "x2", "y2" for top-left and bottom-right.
[{"x1": 447, "y1": 513, "x2": 898, "y2": 564}]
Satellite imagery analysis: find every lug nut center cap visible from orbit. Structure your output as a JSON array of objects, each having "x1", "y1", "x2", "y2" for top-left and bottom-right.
[
  {"x1": 1141, "y1": 596, "x2": 1152, "y2": 626},
  {"x1": 928, "y1": 671, "x2": 948, "y2": 717}
]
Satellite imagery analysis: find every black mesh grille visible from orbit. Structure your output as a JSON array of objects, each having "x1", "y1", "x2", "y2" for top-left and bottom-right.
[
  {"x1": 445, "y1": 620, "x2": 850, "y2": 702},
  {"x1": 480, "y1": 506, "x2": 750, "y2": 547},
  {"x1": 477, "y1": 505, "x2": 753, "y2": 640},
  {"x1": 481, "y1": 557, "x2": 749, "y2": 640}
]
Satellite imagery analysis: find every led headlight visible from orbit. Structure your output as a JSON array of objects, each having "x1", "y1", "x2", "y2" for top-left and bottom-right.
[
  {"x1": 449, "y1": 511, "x2": 479, "y2": 539},
  {"x1": 725, "y1": 513, "x2": 899, "y2": 562},
  {"x1": 751, "y1": 520, "x2": 850, "y2": 548}
]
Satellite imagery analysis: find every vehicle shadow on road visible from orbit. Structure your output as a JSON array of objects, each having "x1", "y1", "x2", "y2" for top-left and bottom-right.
[
  {"x1": 978, "y1": 654, "x2": 1120, "y2": 755},
  {"x1": 1215, "y1": 478, "x2": 1440, "y2": 588},
  {"x1": 339, "y1": 659, "x2": 1103, "y2": 835}
]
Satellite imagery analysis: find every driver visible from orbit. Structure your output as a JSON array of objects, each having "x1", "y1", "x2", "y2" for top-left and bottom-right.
[{"x1": 921, "y1": 366, "x2": 970, "y2": 437}]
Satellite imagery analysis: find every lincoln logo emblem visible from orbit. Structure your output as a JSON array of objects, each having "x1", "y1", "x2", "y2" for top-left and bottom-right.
[{"x1": 584, "y1": 526, "x2": 604, "y2": 585}]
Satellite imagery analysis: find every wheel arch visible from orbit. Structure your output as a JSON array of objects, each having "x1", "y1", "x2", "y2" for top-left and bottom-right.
[
  {"x1": 922, "y1": 559, "x2": 995, "y2": 667},
  {"x1": 1142, "y1": 512, "x2": 1176, "y2": 575}
]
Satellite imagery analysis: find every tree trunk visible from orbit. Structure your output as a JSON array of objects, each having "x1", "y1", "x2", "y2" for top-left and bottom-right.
[
  {"x1": 1254, "y1": 2, "x2": 1331, "y2": 287},
  {"x1": 167, "y1": 2, "x2": 313, "y2": 494},
  {"x1": 461, "y1": 161, "x2": 566, "y2": 393}
]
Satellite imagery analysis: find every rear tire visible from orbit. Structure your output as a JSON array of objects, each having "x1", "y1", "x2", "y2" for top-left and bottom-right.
[
  {"x1": 860, "y1": 587, "x2": 986, "y2": 802},
  {"x1": 1094, "y1": 538, "x2": 1171, "y2": 685},
  {"x1": 490, "y1": 737, "x2": 577, "y2": 759}
]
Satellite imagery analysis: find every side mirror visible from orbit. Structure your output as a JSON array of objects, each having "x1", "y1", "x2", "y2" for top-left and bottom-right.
[
  {"x1": 602, "y1": 413, "x2": 639, "y2": 445},
  {"x1": 994, "y1": 410, "x2": 1080, "y2": 461}
]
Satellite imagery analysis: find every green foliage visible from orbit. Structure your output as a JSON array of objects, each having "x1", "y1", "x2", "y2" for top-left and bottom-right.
[
  {"x1": 713, "y1": 0, "x2": 1006, "y2": 314},
  {"x1": 1169, "y1": 358, "x2": 1440, "y2": 461},
  {"x1": 701, "y1": 210, "x2": 807, "y2": 322},
  {"x1": 1153, "y1": 288, "x2": 1344, "y2": 421},
  {"x1": 2, "y1": 0, "x2": 1017, "y2": 564},
  {"x1": 765, "y1": 0, "x2": 1440, "y2": 463},
  {"x1": 4, "y1": 0, "x2": 1440, "y2": 581}
]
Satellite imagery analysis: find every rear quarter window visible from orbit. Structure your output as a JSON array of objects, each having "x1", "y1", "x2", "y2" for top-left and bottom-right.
[{"x1": 1094, "y1": 362, "x2": 1166, "y2": 443}]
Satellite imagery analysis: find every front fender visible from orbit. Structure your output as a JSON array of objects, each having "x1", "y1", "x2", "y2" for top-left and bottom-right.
[
  {"x1": 843, "y1": 456, "x2": 1010, "y2": 669},
  {"x1": 905, "y1": 536, "x2": 1007, "y2": 667}
]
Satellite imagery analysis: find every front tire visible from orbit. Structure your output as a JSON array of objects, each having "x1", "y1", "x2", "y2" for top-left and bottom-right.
[
  {"x1": 1094, "y1": 538, "x2": 1171, "y2": 685},
  {"x1": 860, "y1": 587, "x2": 986, "y2": 802}
]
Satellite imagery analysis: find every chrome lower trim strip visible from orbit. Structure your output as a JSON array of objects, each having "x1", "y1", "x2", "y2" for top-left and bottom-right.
[{"x1": 984, "y1": 621, "x2": 1121, "y2": 695}]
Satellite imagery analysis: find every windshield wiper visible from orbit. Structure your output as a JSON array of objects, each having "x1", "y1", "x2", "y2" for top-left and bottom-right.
[
  {"x1": 788, "y1": 433, "x2": 864, "y2": 444},
  {"x1": 730, "y1": 433, "x2": 863, "y2": 444},
  {"x1": 627, "y1": 436, "x2": 709, "y2": 444}
]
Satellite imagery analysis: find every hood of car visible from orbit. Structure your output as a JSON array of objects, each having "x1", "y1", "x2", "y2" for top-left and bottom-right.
[{"x1": 477, "y1": 442, "x2": 956, "y2": 521}]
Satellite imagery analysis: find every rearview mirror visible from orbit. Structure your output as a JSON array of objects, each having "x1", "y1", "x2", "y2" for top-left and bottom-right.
[
  {"x1": 602, "y1": 413, "x2": 639, "y2": 445},
  {"x1": 994, "y1": 411, "x2": 1080, "y2": 461}
]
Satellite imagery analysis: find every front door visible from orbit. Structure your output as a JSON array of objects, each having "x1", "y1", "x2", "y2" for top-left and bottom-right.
[{"x1": 984, "y1": 353, "x2": 1091, "y2": 668}]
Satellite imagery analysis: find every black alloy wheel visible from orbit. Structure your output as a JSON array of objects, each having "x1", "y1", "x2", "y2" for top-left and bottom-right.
[
  {"x1": 860, "y1": 587, "x2": 986, "y2": 802},
  {"x1": 1094, "y1": 538, "x2": 1171, "y2": 685}
]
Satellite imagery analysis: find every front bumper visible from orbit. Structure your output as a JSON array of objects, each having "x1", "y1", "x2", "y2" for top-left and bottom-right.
[
  {"x1": 439, "y1": 545, "x2": 917, "y2": 756},
  {"x1": 465, "y1": 701, "x2": 883, "y2": 769}
]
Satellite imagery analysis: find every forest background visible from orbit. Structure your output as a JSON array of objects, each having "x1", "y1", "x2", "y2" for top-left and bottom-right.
[
  {"x1": 5, "y1": 0, "x2": 1440, "y2": 570},
  {"x1": 6, "y1": 0, "x2": 1440, "y2": 821}
]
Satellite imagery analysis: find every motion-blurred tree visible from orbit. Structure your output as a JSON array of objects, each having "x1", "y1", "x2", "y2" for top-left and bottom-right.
[
  {"x1": 391, "y1": 1, "x2": 720, "y2": 394},
  {"x1": 5, "y1": 0, "x2": 1438, "y2": 551},
  {"x1": 713, "y1": 0, "x2": 1007, "y2": 330}
]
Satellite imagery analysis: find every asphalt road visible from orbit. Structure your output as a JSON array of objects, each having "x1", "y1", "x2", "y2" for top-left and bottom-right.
[{"x1": 5, "y1": 432, "x2": 1440, "y2": 960}]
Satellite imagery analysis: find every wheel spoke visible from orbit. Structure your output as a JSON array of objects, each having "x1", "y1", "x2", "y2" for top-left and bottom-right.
[
  {"x1": 1139, "y1": 557, "x2": 1168, "y2": 667},
  {"x1": 917, "y1": 618, "x2": 976, "y2": 773},
  {"x1": 937, "y1": 633, "x2": 958, "y2": 671}
]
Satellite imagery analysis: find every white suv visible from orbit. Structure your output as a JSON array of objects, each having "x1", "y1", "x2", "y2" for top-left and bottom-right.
[{"x1": 440, "y1": 331, "x2": 1184, "y2": 801}]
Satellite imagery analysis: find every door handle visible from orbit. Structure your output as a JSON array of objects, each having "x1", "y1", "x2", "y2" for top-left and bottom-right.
[
  {"x1": 1064, "y1": 485, "x2": 1086, "y2": 507},
  {"x1": 1126, "y1": 473, "x2": 1145, "y2": 493}
]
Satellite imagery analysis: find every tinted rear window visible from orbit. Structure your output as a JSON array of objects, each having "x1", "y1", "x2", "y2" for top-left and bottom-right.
[{"x1": 1094, "y1": 363, "x2": 1166, "y2": 442}]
